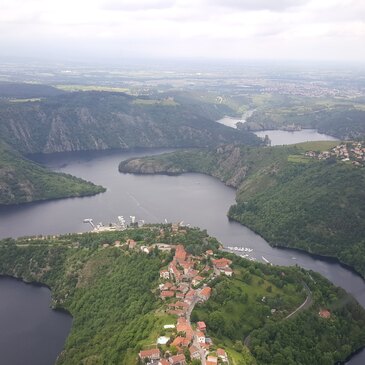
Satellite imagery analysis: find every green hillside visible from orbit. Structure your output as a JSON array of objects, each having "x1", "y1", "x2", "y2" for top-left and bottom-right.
[
  {"x1": 0, "y1": 142, "x2": 105, "y2": 205},
  {"x1": 0, "y1": 227, "x2": 364, "y2": 365},
  {"x1": 0, "y1": 89, "x2": 260, "y2": 154},
  {"x1": 119, "y1": 141, "x2": 365, "y2": 277}
]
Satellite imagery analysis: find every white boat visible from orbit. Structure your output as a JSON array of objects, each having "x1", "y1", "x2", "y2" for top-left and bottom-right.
[{"x1": 262, "y1": 256, "x2": 270, "y2": 264}]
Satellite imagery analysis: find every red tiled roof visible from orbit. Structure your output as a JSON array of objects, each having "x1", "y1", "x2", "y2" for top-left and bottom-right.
[
  {"x1": 199, "y1": 287, "x2": 211, "y2": 298},
  {"x1": 139, "y1": 348, "x2": 160, "y2": 359},
  {"x1": 217, "y1": 348, "x2": 227, "y2": 357},
  {"x1": 169, "y1": 354, "x2": 186, "y2": 364},
  {"x1": 160, "y1": 291, "x2": 175, "y2": 297},
  {"x1": 319, "y1": 309, "x2": 331, "y2": 318}
]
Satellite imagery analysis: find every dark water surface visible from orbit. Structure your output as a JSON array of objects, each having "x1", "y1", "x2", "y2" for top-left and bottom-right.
[
  {"x1": 0, "y1": 277, "x2": 72, "y2": 365},
  {"x1": 0, "y1": 146, "x2": 363, "y2": 364}
]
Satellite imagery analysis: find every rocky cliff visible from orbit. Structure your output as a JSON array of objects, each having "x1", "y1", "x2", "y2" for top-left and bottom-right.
[{"x1": 0, "y1": 91, "x2": 260, "y2": 154}]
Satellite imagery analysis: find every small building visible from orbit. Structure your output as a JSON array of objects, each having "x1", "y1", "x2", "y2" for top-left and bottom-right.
[
  {"x1": 197, "y1": 321, "x2": 206, "y2": 332},
  {"x1": 189, "y1": 345, "x2": 200, "y2": 360},
  {"x1": 127, "y1": 239, "x2": 137, "y2": 249},
  {"x1": 217, "y1": 348, "x2": 228, "y2": 362},
  {"x1": 160, "y1": 291, "x2": 175, "y2": 300},
  {"x1": 196, "y1": 331, "x2": 205, "y2": 344},
  {"x1": 199, "y1": 287, "x2": 211, "y2": 301},
  {"x1": 139, "y1": 348, "x2": 160, "y2": 361},
  {"x1": 206, "y1": 355, "x2": 218, "y2": 365},
  {"x1": 171, "y1": 336, "x2": 190, "y2": 348},
  {"x1": 160, "y1": 270, "x2": 170, "y2": 280},
  {"x1": 220, "y1": 267, "x2": 233, "y2": 277},
  {"x1": 159, "y1": 359, "x2": 169, "y2": 365},
  {"x1": 319, "y1": 309, "x2": 331, "y2": 319},
  {"x1": 169, "y1": 353, "x2": 186, "y2": 365}
]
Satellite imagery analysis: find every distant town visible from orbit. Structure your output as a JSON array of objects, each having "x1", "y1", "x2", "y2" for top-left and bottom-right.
[{"x1": 305, "y1": 141, "x2": 365, "y2": 166}]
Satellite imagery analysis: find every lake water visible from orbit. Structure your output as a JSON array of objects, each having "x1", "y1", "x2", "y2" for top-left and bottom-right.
[
  {"x1": 0, "y1": 136, "x2": 363, "y2": 364},
  {"x1": 0, "y1": 277, "x2": 72, "y2": 365},
  {"x1": 255, "y1": 129, "x2": 338, "y2": 146}
]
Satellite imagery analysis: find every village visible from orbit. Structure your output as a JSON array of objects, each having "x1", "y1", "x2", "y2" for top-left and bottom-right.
[
  {"x1": 305, "y1": 141, "x2": 365, "y2": 166},
  {"x1": 136, "y1": 237, "x2": 233, "y2": 365}
]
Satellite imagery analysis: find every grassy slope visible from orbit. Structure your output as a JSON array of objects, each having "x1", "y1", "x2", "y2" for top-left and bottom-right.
[
  {"x1": 194, "y1": 253, "x2": 365, "y2": 365},
  {"x1": 119, "y1": 141, "x2": 365, "y2": 278},
  {"x1": 0, "y1": 142, "x2": 105, "y2": 205},
  {"x1": 0, "y1": 228, "x2": 364, "y2": 365}
]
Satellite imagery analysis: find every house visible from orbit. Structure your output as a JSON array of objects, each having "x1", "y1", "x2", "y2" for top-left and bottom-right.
[
  {"x1": 205, "y1": 250, "x2": 214, "y2": 256},
  {"x1": 175, "y1": 245, "x2": 187, "y2": 262},
  {"x1": 196, "y1": 331, "x2": 205, "y2": 344},
  {"x1": 199, "y1": 287, "x2": 211, "y2": 301},
  {"x1": 217, "y1": 348, "x2": 228, "y2": 362},
  {"x1": 189, "y1": 345, "x2": 201, "y2": 360},
  {"x1": 171, "y1": 224, "x2": 179, "y2": 233},
  {"x1": 185, "y1": 289, "x2": 196, "y2": 300},
  {"x1": 169, "y1": 301, "x2": 189, "y2": 310},
  {"x1": 158, "y1": 359, "x2": 169, "y2": 365},
  {"x1": 319, "y1": 309, "x2": 331, "y2": 319},
  {"x1": 211, "y1": 258, "x2": 232, "y2": 269},
  {"x1": 127, "y1": 239, "x2": 137, "y2": 249},
  {"x1": 197, "y1": 321, "x2": 206, "y2": 332},
  {"x1": 161, "y1": 282, "x2": 173, "y2": 291},
  {"x1": 206, "y1": 355, "x2": 218, "y2": 365},
  {"x1": 169, "y1": 354, "x2": 186, "y2": 365},
  {"x1": 220, "y1": 267, "x2": 233, "y2": 276},
  {"x1": 171, "y1": 336, "x2": 190, "y2": 348},
  {"x1": 160, "y1": 270, "x2": 170, "y2": 280},
  {"x1": 139, "y1": 348, "x2": 160, "y2": 361},
  {"x1": 185, "y1": 269, "x2": 199, "y2": 279},
  {"x1": 160, "y1": 291, "x2": 175, "y2": 300}
]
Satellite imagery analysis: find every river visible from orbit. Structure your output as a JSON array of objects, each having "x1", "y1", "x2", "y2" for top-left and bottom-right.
[
  {"x1": 0, "y1": 277, "x2": 72, "y2": 365},
  {"x1": 0, "y1": 139, "x2": 363, "y2": 363}
]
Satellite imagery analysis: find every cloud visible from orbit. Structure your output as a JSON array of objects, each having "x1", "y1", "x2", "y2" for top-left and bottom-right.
[
  {"x1": 0, "y1": 0, "x2": 364, "y2": 62},
  {"x1": 102, "y1": 0, "x2": 177, "y2": 11},
  {"x1": 205, "y1": 0, "x2": 310, "y2": 12}
]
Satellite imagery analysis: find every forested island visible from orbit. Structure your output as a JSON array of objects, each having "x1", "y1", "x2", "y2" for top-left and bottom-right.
[
  {"x1": 0, "y1": 225, "x2": 364, "y2": 365},
  {"x1": 119, "y1": 141, "x2": 365, "y2": 278}
]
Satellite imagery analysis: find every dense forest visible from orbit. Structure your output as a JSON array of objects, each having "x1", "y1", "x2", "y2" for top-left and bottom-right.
[
  {"x1": 119, "y1": 142, "x2": 365, "y2": 278},
  {"x1": 0, "y1": 226, "x2": 364, "y2": 364},
  {"x1": 0, "y1": 142, "x2": 105, "y2": 205},
  {"x1": 0, "y1": 88, "x2": 260, "y2": 154}
]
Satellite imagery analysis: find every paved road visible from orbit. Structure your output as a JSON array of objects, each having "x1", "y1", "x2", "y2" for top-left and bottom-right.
[
  {"x1": 285, "y1": 282, "x2": 313, "y2": 319},
  {"x1": 244, "y1": 281, "x2": 313, "y2": 347},
  {"x1": 186, "y1": 295, "x2": 206, "y2": 365}
]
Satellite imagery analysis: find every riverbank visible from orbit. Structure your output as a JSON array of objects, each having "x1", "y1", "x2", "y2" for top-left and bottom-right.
[{"x1": 1, "y1": 227, "x2": 364, "y2": 365}]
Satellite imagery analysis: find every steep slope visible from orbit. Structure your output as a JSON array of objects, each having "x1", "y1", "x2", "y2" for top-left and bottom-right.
[
  {"x1": 0, "y1": 142, "x2": 105, "y2": 205},
  {"x1": 0, "y1": 90, "x2": 260, "y2": 154},
  {"x1": 119, "y1": 142, "x2": 365, "y2": 277}
]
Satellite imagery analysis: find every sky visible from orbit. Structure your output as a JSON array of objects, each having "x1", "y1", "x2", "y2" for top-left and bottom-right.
[{"x1": 0, "y1": 0, "x2": 364, "y2": 63}]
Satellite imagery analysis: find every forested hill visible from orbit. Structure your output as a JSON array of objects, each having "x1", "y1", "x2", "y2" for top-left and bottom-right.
[
  {"x1": 0, "y1": 90, "x2": 260, "y2": 154},
  {"x1": 0, "y1": 83, "x2": 260, "y2": 205},
  {"x1": 0, "y1": 142, "x2": 105, "y2": 205},
  {"x1": 119, "y1": 142, "x2": 365, "y2": 278},
  {"x1": 0, "y1": 227, "x2": 364, "y2": 364}
]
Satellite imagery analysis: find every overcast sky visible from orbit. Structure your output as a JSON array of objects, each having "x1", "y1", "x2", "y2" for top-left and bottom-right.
[{"x1": 0, "y1": 0, "x2": 364, "y2": 63}]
